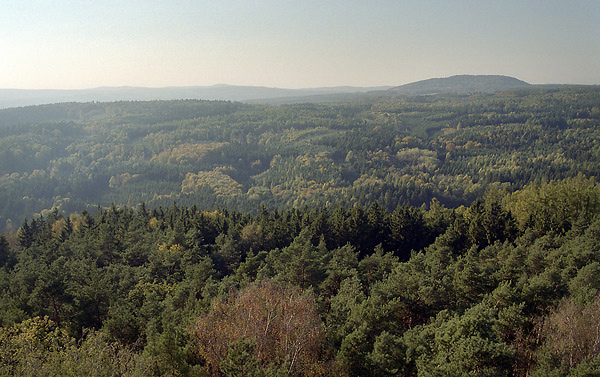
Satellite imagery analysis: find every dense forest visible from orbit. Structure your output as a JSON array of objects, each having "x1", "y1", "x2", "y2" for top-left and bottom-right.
[
  {"x1": 1, "y1": 87, "x2": 599, "y2": 233},
  {"x1": 1, "y1": 86, "x2": 600, "y2": 376}
]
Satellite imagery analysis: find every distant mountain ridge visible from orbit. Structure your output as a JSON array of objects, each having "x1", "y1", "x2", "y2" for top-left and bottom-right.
[
  {"x1": 389, "y1": 75, "x2": 532, "y2": 95},
  {"x1": 0, "y1": 85, "x2": 389, "y2": 109},
  {"x1": 0, "y1": 75, "x2": 576, "y2": 109}
]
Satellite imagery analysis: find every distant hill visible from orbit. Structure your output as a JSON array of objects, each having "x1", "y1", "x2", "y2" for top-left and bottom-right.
[
  {"x1": 2, "y1": 75, "x2": 580, "y2": 109},
  {"x1": 389, "y1": 75, "x2": 532, "y2": 95},
  {"x1": 0, "y1": 85, "x2": 390, "y2": 109}
]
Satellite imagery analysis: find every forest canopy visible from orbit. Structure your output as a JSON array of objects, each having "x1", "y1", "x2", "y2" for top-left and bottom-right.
[
  {"x1": 0, "y1": 86, "x2": 599, "y2": 233},
  {"x1": 1, "y1": 86, "x2": 600, "y2": 376}
]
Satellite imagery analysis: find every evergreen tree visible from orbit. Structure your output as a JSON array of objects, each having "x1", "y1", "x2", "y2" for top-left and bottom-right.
[{"x1": 0, "y1": 235, "x2": 11, "y2": 267}]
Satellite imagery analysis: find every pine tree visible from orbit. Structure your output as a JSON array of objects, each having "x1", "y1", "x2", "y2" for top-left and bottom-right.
[
  {"x1": 0, "y1": 234, "x2": 11, "y2": 267},
  {"x1": 17, "y1": 219, "x2": 33, "y2": 249}
]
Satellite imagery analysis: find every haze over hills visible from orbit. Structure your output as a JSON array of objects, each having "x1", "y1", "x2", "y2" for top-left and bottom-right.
[
  {"x1": 0, "y1": 85, "x2": 389, "y2": 109},
  {"x1": 0, "y1": 75, "x2": 591, "y2": 109}
]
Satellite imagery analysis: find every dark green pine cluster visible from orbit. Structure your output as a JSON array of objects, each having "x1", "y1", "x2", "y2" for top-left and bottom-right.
[{"x1": 1, "y1": 176, "x2": 600, "y2": 376}]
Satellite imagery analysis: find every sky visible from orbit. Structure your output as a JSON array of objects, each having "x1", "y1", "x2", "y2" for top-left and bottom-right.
[{"x1": 1, "y1": 0, "x2": 599, "y2": 89}]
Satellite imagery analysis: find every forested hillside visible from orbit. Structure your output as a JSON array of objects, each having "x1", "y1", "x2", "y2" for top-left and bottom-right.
[
  {"x1": 388, "y1": 75, "x2": 532, "y2": 95},
  {"x1": 1, "y1": 86, "x2": 600, "y2": 376},
  {"x1": 1, "y1": 86, "x2": 599, "y2": 233}
]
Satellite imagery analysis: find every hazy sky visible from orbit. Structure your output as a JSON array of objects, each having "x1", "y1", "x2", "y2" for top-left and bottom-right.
[{"x1": 2, "y1": 1, "x2": 599, "y2": 89}]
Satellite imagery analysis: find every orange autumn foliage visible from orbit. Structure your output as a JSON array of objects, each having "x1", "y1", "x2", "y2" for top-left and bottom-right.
[{"x1": 191, "y1": 280, "x2": 326, "y2": 376}]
